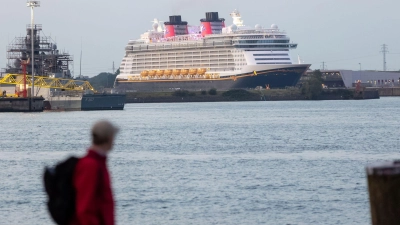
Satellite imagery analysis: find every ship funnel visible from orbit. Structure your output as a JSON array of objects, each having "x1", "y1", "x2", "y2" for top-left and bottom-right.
[
  {"x1": 169, "y1": 15, "x2": 182, "y2": 23},
  {"x1": 200, "y1": 12, "x2": 225, "y2": 36},
  {"x1": 164, "y1": 15, "x2": 188, "y2": 38},
  {"x1": 206, "y1": 12, "x2": 219, "y2": 21}
]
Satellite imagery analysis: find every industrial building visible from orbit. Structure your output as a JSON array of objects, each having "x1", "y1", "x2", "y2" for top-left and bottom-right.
[{"x1": 304, "y1": 70, "x2": 400, "y2": 88}]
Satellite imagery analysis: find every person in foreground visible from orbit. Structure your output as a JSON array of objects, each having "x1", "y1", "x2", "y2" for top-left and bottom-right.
[{"x1": 71, "y1": 120, "x2": 118, "y2": 225}]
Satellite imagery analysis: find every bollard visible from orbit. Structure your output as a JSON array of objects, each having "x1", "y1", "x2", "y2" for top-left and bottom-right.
[{"x1": 366, "y1": 161, "x2": 400, "y2": 225}]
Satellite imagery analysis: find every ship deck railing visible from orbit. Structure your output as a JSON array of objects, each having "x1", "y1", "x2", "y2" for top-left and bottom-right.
[
  {"x1": 122, "y1": 73, "x2": 244, "y2": 81},
  {"x1": 126, "y1": 31, "x2": 291, "y2": 52}
]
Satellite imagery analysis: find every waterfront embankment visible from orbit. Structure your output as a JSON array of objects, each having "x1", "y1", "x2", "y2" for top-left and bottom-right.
[
  {"x1": 374, "y1": 87, "x2": 400, "y2": 96},
  {"x1": 125, "y1": 88, "x2": 379, "y2": 103},
  {"x1": 0, "y1": 97, "x2": 44, "y2": 112}
]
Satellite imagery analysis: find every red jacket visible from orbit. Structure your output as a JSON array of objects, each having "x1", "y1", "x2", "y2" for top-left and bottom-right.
[{"x1": 71, "y1": 150, "x2": 115, "y2": 225}]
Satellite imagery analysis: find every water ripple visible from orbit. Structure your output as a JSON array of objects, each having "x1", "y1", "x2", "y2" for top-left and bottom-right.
[{"x1": 1, "y1": 99, "x2": 399, "y2": 224}]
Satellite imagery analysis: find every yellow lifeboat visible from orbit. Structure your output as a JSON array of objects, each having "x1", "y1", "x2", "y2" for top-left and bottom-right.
[
  {"x1": 172, "y1": 69, "x2": 181, "y2": 75},
  {"x1": 140, "y1": 70, "x2": 148, "y2": 77},
  {"x1": 181, "y1": 69, "x2": 189, "y2": 75},
  {"x1": 148, "y1": 70, "x2": 156, "y2": 76},
  {"x1": 156, "y1": 70, "x2": 164, "y2": 76},
  {"x1": 164, "y1": 69, "x2": 172, "y2": 76},
  {"x1": 189, "y1": 68, "x2": 198, "y2": 75},
  {"x1": 197, "y1": 68, "x2": 206, "y2": 75}
]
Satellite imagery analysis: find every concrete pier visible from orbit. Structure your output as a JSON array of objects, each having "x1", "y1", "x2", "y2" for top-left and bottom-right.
[
  {"x1": 373, "y1": 87, "x2": 400, "y2": 96},
  {"x1": 0, "y1": 97, "x2": 44, "y2": 112}
]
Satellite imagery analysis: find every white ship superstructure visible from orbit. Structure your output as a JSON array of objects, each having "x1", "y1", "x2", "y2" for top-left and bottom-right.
[{"x1": 115, "y1": 10, "x2": 310, "y2": 91}]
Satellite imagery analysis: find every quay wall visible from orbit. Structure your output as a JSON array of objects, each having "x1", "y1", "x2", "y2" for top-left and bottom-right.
[
  {"x1": 0, "y1": 97, "x2": 44, "y2": 112},
  {"x1": 369, "y1": 88, "x2": 400, "y2": 96},
  {"x1": 126, "y1": 89, "x2": 379, "y2": 103}
]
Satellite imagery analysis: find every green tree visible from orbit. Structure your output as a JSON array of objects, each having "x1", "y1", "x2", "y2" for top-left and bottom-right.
[
  {"x1": 88, "y1": 72, "x2": 117, "y2": 90},
  {"x1": 301, "y1": 70, "x2": 323, "y2": 100}
]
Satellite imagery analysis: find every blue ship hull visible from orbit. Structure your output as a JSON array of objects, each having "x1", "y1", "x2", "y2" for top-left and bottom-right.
[
  {"x1": 81, "y1": 94, "x2": 126, "y2": 111},
  {"x1": 115, "y1": 66, "x2": 309, "y2": 92}
]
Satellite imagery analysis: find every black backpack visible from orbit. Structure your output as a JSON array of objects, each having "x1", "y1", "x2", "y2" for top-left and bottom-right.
[{"x1": 43, "y1": 156, "x2": 79, "y2": 225}]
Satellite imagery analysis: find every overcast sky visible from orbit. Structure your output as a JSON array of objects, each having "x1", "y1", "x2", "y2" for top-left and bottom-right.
[{"x1": 1, "y1": 0, "x2": 399, "y2": 77}]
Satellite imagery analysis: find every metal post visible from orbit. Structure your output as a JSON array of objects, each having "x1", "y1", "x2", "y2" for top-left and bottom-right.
[
  {"x1": 22, "y1": 61, "x2": 27, "y2": 98},
  {"x1": 31, "y1": 6, "x2": 34, "y2": 98}
]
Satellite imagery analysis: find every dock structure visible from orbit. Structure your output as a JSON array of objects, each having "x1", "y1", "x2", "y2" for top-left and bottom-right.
[
  {"x1": 0, "y1": 74, "x2": 94, "y2": 91},
  {"x1": 0, "y1": 97, "x2": 44, "y2": 112},
  {"x1": 303, "y1": 70, "x2": 400, "y2": 88}
]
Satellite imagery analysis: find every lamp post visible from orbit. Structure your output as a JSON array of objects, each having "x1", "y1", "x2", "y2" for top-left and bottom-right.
[
  {"x1": 359, "y1": 63, "x2": 361, "y2": 71},
  {"x1": 27, "y1": 1, "x2": 40, "y2": 99}
]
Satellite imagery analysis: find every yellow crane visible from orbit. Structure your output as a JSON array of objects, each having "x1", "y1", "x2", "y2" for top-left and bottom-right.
[{"x1": 0, "y1": 74, "x2": 95, "y2": 91}]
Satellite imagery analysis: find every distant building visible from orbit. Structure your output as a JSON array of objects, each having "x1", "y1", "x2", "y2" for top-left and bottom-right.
[{"x1": 302, "y1": 70, "x2": 400, "y2": 88}]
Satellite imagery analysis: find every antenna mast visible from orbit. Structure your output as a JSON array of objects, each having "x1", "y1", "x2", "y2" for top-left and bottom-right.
[
  {"x1": 321, "y1": 62, "x2": 327, "y2": 70},
  {"x1": 79, "y1": 39, "x2": 82, "y2": 76},
  {"x1": 380, "y1": 44, "x2": 389, "y2": 71},
  {"x1": 27, "y1": 1, "x2": 40, "y2": 99}
]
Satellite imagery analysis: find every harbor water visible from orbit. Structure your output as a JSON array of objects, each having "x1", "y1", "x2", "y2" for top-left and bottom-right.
[{"x1": 1, "y1": 98, "x2": 400, "y2": 224}]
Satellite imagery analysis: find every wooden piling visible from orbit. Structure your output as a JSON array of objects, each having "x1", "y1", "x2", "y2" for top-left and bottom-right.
[{"x1": 367, "y1": 161, "x2": 400, "y2": 225}]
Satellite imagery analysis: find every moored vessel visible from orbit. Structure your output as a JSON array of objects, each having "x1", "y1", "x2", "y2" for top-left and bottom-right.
[
  {"x1": 1, "y1": 23, "x2": 126, "y2": 111},
  {"x1": 115, "y1": 10, "x2": 311, "y2": 92}
]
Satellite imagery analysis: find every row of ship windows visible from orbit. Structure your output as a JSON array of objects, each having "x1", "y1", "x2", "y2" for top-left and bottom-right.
[
  {"x1": 122, "y1": 54, "x2": 289, "y2": 62},
  {"x1": 120, "y1": 53, "x2": 290, "y2": 63},
  {"x1": 125, "y1": 69, "x2": 235, "y2": 73},
  {"x1": 234, "y1": 40, "x2": 290, "y2": 44},
  {"x1": 123, "y1": 64, "x2": 236, "y2": 69},
  {"x1": 130, "y1": 42, "x2": 232, "y2": 50},
  {"x1": 245, "y1": 49, "x2": 289, "y2": 52},
  {"x1": 126, "y1": 69, "x2": 236, "y2": 74},
  {"x1": 130, "y1": 56, "x2": 234, "y2": 60},
  {"x1": 123, "y1": 66, "x2": 237, "y2": 70},
  {"x1": 125, "y1": 69, "x2": 234, "y2": 73},
  {"x1": 124, "y1": 49, "x2": 291, "y2": 59},
  {"x1": 256, "y1": 62, "x2": 292, "y2": 64},
  {"x1": 127, "y1": 45, "x2": 293, "y2": 53},
  {"x1": 125, "y1": 50, "x2": 233, "y2": 56},
  {"x1": 125, "y1": 53, "x2": 233, "y2": 59},
  {"x1": 123, "y1": 63, "x2": 235, "y2": 68},
  {"x1": 235, "y1": 45, "x2": 295, "y2": 48},
  {"x1": 255, "y1": 58, "x2": 291, "y2": 61},
  {"x1": 122, "y1": 63, "x2": 235, "y2": 67},
  {"x1": 122, "y1": 59, "x2": 235, "y2": 64},
  {"x1": 253, "y1": 54, "x2": 288, "y2": 56},
  {"x1": 237, "y1": 35, "x2": 286, "y2": 39},
  {"x1": 367, "y1": 79, "x2": 397, "y2": 84}
]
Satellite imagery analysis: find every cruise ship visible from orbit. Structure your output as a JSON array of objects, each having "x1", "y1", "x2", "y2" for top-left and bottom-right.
[{"x1": 115, "y1": 10, "x2": 311, "y2": 91}]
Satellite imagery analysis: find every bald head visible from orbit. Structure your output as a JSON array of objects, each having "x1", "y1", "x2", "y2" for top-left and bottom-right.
[{"x1": 91, "y1": 120, "x2": 119, "y2": 147}]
